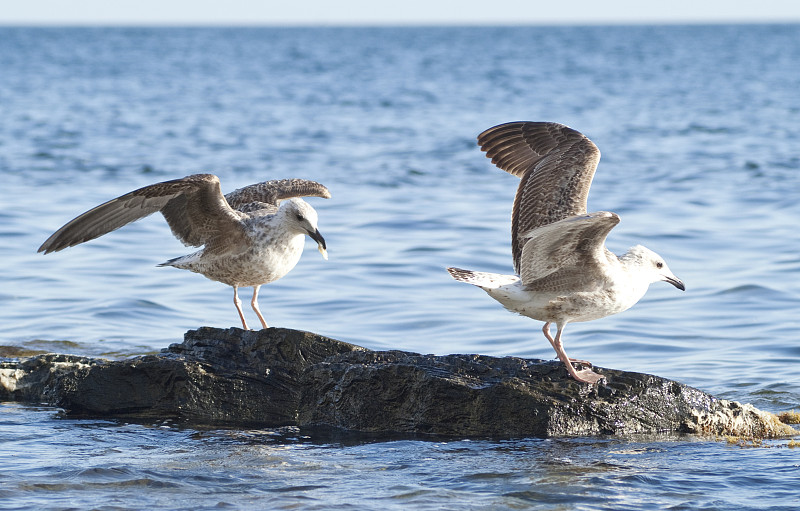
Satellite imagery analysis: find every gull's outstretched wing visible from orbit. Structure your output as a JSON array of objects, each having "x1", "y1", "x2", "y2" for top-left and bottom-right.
[
  {"x1": 518, "y1": 212, "x2": 619, "y2": 290},
  {"x1": 478, "y1": 121, "x2": 601, "y2": 273},
  {"x1": 39, "y1": 174, "x2": 248, "y2": 257}
]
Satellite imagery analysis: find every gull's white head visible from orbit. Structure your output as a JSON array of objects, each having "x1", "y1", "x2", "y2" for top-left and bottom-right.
[
  {"x1": 622, "y1": 245, "x2": 685, "y2": 290},
  {"x1": 281, "y1": 198, "x2": 327, "y2": 260}
]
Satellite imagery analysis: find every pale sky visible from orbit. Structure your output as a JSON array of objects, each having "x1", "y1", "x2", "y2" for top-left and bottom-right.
[{"x1": 1, "y1": 0, "x2": 800, "y2": 25}]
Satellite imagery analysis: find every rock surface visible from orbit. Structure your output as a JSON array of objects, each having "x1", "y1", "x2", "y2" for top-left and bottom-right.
[{"x1": 0, "y1": 327, "x2": 795, "y2": 438}]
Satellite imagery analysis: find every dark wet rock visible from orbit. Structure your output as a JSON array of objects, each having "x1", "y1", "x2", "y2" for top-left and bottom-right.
[{"x1": 0, "y1": 327, "x2": 794, "y2": 438}]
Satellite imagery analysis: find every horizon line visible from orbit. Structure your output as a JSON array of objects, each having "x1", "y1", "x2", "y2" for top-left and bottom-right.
[{"x1": 1, "y1": 19, "x2": 800, "y2": 28}]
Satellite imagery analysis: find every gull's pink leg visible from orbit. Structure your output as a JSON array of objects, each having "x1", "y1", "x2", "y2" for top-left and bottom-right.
[
  {"x1": 541, "y1": 323, "x2": 590, "y2": 365},
  {"x1": 541, "y1": 322, "x2": 604, "y2": 384},
  {"x1": 541, "y1": 323, "x2": 592, "y2": 366},
  {"x1": 251, "y1": 285, "x2": 268, "y2": 329},
  {"x1": 233, "y1": 285, "x2": 250, "y2": 330}
]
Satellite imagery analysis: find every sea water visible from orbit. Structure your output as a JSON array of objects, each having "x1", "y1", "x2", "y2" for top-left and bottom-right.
[{"x1": 0, "y1": 25, "x2": 798, "y2": 510}]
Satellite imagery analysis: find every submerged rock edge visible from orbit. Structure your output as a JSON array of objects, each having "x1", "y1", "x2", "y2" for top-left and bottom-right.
[{"x1": 0, "y1": 327, "x2": 795, "y2": 439}]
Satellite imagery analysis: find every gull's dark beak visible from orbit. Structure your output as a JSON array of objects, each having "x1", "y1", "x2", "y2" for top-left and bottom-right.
[
  {"x1": 308, "y1": 228, "x2": 327, "y2": 260},
  {"x1": 308, "y1": 228, "x2": 326, "y2": 250},
  {"x1": 666, "y1": 276, "x2": 685, "y2": 291}
]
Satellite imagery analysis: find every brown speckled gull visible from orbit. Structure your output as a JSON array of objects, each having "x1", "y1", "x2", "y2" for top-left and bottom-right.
[
  {"x1": 447, "y1": 121, "x2": 685, "y2": 384},
  {"x1": 39, "y1": 174, "x2": 330, "y2": 330}
]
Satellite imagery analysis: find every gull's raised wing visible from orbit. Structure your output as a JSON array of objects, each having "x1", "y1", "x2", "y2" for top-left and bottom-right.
[
  {"x1": 224, "y1": 179, "x2": 331, "y2": 212},
  {"x1": 478, "y1": 121, "x2": 601, "y2": 274}
]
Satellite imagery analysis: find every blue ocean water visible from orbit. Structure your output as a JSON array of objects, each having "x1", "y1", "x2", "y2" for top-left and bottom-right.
[{"x1": 0, "y1": 25, "x2": 799, "y2": 509}]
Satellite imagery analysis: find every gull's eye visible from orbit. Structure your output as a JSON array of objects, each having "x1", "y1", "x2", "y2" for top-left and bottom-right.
[
  {"x1": 296, "y1": 214, "x2": 305, "y2": 222},
  {"x1": 656, "y1": 261, "x2": 663, "y2": 269}
]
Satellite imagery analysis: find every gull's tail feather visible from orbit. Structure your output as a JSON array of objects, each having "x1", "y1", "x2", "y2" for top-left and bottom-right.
[
  {"x1": 158, "y1": 250, "x2": 204, "y2": 269},
  {"x1": 447, "y1": 267, "x2": 520, "y2": 289},
  {"x1": 158, "y1": 255, "x2": 183, "y2": 267}
]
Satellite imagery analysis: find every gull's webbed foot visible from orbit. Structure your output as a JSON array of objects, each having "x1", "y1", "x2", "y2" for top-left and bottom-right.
[{"x1": 569, "y1": 366, "x2": 605, "y2": 384}]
